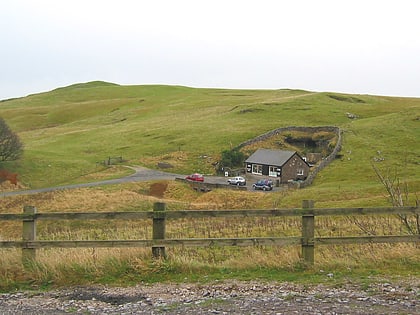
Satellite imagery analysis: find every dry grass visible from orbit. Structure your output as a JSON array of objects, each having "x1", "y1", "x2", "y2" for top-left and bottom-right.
[
  {"x1": 0, "y1": 181, "x2": 419, "y2": 290},
  {"x1": 2, "y1": 243, "x2": 417, "y2": 290}
]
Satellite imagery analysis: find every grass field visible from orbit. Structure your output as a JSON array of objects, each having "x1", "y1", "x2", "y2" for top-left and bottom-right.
[
  {"x1": 0, "y1": 81, "x2": 418, "y2": 192},
  {"x1": 0, "y1": 81, "x2": 419, "y2": 291}
]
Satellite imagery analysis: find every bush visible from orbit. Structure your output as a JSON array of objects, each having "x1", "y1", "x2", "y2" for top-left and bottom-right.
[
  {"x1": 0, "y1": 117, "x2": 23, "y2": 162},
  {"x1": 219, "y1": 148, "x2": 245, "y2": 170}
]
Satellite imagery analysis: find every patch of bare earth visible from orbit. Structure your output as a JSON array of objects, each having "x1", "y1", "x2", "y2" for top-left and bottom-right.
[{"x1": 149, "y1": 182, "x2": 168, "y2": 198}]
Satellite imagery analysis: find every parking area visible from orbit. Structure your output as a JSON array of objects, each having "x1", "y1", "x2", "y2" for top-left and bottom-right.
[{"x1": 187, "y1": 174, "x2": 285, "y2": 192}]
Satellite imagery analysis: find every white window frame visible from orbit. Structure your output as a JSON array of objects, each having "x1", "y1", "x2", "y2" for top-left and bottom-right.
[
  {"x1": 269, "y1": 166, "x2": 277, "y2": 177},
  {"x1": 252, "y1": 164, "x2": 262, "y2": 175},
  {"x1": 297, "y1": 168, "x2": 304, "y2": 176}
]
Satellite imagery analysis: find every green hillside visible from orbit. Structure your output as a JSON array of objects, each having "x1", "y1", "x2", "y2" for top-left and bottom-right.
[
  {"x1": 1, "y1": 82, "x2": 419, "y2": 291},
  {"x1": 0, "y1": 81, "x2": 419, "y2": 200}
]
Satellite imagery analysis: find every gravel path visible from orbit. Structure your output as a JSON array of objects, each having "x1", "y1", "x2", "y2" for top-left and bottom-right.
[{"x1": 1, "y1": 279, "x2": 418, "y2": 314}]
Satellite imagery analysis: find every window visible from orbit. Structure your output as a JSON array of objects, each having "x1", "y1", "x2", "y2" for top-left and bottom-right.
[
  {"x1": 297, "y1": 169, "x2": 304, "y2": 176},
  {"x1": 252, "y1": 164, "x2": 262, "y2": 175},
  {"x1": 269, "y1": 166, "x2": 278, "y2": 177}
]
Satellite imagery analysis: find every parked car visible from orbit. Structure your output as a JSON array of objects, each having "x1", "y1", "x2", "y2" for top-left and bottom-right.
[
  {"x1": 185, "y1": 173, "x2": 204, "y2": 182},
  {"x1": 253, "y1": 179, "x2": 273, "y2": 191},
  {"x1": 227, "y1": 176, "x2": 246, "y2": 186}
]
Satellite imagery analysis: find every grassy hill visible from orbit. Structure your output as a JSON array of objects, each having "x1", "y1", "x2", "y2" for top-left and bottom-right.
[{"x1": 0, "y1": 81, "x2": 419, "y2": 205}]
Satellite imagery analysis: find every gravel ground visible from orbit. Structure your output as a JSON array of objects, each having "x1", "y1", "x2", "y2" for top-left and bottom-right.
[{"x1": 0, "y1": 279, "x2": 418, "y2": 315}]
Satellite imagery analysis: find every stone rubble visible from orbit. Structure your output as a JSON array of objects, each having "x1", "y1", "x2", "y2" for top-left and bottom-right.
[{"x1": 0, "y1": 279, "x2": 418, "y2": 314}]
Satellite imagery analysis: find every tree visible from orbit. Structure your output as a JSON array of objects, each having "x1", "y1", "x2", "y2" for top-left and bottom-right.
[
  {"x1": 0, "y1": 117, "x2": 23, "y2": 161},
  {"x1": 219, "y1": 148, "x2": 245, "y2": 169}
]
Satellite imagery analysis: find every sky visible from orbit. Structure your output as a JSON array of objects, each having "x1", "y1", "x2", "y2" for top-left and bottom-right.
[{"x1": 1, "y1": 0, "x2": 420, "y2": 100}]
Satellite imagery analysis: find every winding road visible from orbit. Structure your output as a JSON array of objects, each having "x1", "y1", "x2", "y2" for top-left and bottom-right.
[
  {"x1": 0, "y1": 166, "x2": 179, "y2": 197},
  {"x1": 0, "y1": 166, "x2": 252, "y2": 197}
]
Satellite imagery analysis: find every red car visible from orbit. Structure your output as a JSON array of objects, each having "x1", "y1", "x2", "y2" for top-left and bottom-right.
[{"x1": 185, "y1": 173, "x2": 204, "y2": 182}]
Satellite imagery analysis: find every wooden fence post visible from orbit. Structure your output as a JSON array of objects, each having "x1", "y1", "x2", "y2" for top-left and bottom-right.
[
  {"x1": 22, "y1": 205, "x2": 37, "y2": 265},
  {"x1": 302, "y1": 200, "x2": 315, "y2": 265},
  {"x1": 152, "y1": 202, "x2": 166, "y2": 259}
]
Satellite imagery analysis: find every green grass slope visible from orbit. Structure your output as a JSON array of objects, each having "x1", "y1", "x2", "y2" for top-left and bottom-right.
[{"x1": 0, "y1": 81, "x2": 419, "y2": 200}]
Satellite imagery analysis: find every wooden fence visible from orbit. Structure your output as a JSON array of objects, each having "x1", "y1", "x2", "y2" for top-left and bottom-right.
[{"x1": 0, "y1": 200, "x2": 419, "y2": 266}]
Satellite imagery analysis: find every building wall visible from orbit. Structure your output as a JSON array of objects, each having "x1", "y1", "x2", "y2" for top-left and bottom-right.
[
  {"x1": 246, "y1": 153, "x2": 309, "y2": 184},
  {"x1": 262, "y1": 164, "x2": 269, "y2": 176},
  {"x1": 280, "y1": 154, "x2": 310, "y2": 183}
]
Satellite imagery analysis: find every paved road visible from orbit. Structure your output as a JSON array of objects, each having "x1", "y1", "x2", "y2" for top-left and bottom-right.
[
  {"x1": 0, "y1": 167, "x2": 280, "y2": 197},
  {"x1": 0, "y1": 166, "x2": 179, "y2": 197}
]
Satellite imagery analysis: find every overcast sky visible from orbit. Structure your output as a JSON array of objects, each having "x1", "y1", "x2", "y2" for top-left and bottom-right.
[{"x1": 1, "y1": 0, "x2": 419, "y2": 100}]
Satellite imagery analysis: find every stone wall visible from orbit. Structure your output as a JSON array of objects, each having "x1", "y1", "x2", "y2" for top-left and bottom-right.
[{"x1": 300, "y1": 127, "x2": 342, "y2": 188}]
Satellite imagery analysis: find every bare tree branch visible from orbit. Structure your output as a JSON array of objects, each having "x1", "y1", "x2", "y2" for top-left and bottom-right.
[{"x1": 372, "y1": 163, "x2": 419, "y2": 235}]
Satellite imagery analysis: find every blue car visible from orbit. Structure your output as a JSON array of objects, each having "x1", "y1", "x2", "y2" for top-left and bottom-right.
[{"x1": 252, "y1": 179, "x2": 273, "y2": 191}]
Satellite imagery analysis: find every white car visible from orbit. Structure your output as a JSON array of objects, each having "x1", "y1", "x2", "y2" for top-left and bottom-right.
[{"x1": 227, "y1": 176, "x2": 246, "y2": 186}]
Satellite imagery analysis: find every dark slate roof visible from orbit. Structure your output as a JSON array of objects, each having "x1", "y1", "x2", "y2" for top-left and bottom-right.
[{"x1": 245, "y1": 149, "x2": 296, "y2": 166}]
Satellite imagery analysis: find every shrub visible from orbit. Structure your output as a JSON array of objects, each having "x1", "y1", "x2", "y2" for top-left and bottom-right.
[{"x1": 219, "y1": 148, "x2": 245, "y2": 170}]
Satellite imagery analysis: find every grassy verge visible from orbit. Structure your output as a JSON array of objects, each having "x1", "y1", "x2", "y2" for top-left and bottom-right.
[{"x1": 1, "y1": 244, "x2": 418, "y2": 292}]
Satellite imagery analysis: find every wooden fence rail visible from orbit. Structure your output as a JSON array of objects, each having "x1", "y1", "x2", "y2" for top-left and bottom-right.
[{"x1": 0, "y1": 201, "x2": 419, "y2": 266}]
